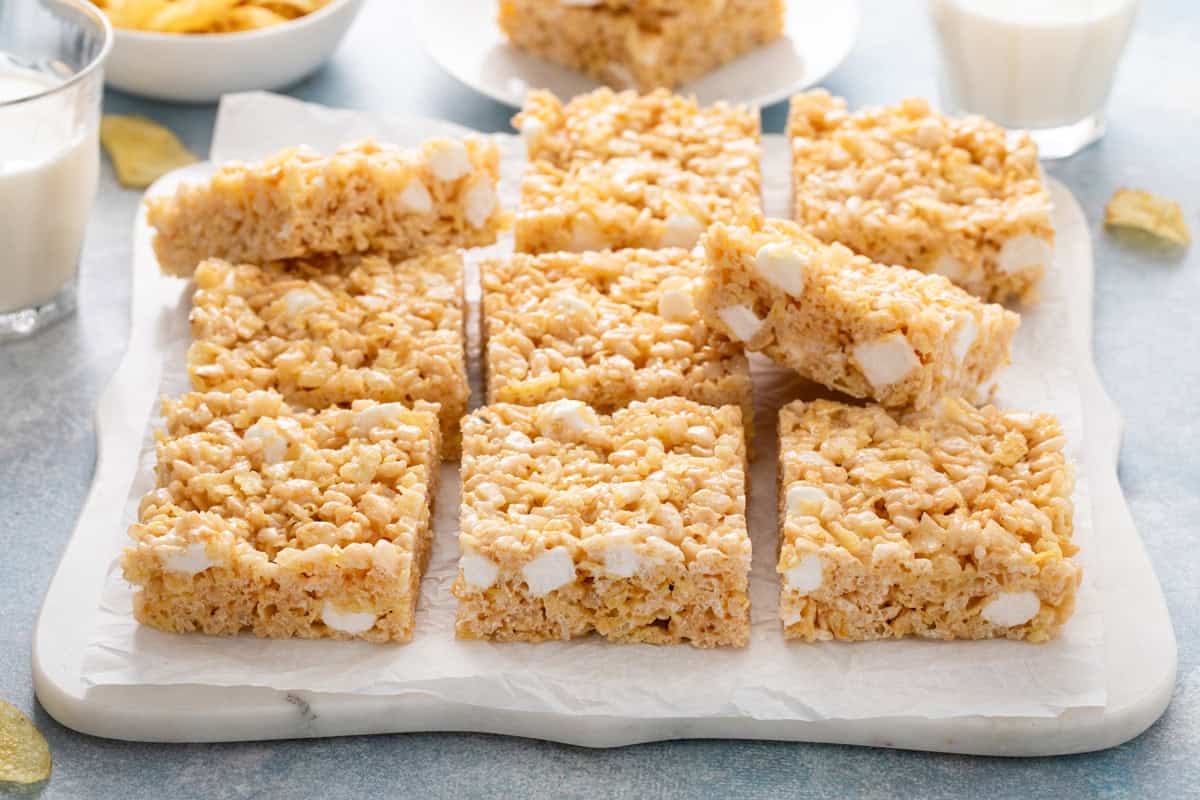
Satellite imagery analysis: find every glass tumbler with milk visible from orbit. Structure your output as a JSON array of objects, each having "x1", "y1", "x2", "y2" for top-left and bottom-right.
[
  {"x1": 929, "y1": 0, "x2": 1141, "y2": 159},
  {"x1": 0, "y1": 0, "x2": 110, "y2": 340}
]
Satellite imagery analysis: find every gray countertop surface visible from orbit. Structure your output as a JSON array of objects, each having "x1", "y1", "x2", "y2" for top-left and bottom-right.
[{"x1": 1, "y1": 1, "x2": 1196, "y2": 797}]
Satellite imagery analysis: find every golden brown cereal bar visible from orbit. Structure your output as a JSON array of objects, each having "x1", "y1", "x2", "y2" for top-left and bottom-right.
[
  {"x1": 778, "y1": 397, "x2": 1080, "y2": 642},
  {"x1": 147, "y1": 138, "x2": 503, "y2": 276},
  {"x1": 699, "y1": 218, "x2": 1019, "y2": 411},
  {"x1": 788, "y1": 91, "x2": 1054, "y2": 304},
  {"x1": 187, "y1": 253, "x2": 469, "y2": 457},
  {"x1": 122, "y1": 390, "x2": 440, "y2": 643},
  {"x1": 454, "y1": 398, "x2": 751, "y2": 647},
  {"x1": 513, "y1": 88, "x2": 761, "y2": 253}
]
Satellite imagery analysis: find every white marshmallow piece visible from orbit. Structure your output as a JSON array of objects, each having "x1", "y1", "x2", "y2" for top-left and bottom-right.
[
  {"x1": 427, "y1": 139, "x2": 471, "y2": 182},
  {"x1": 980, "y1": 591, "x2": 1041, "y2": 627},
  {"x1": 399, "y1": 179, "x2": 433, "y2": 214},
  {"x1": 660, "y1": 213, "x2": 703, "y2": 248},
  {"x1": 933, "y1": 253, "x2": 966, "y2": 281},
  {"x1": 952, "y1": 314, "x2": 978, "y2": 362},
  {"x1": 519, "y1": 116, "x2": 547, "y2": 151},
  {"x1": 464, "y1": 179, "x2": 497, "y2": 229},
  {"x1": 353, "y1": 402, "x2": 407, "y2": 435},
  {"x1": 522, "y1": 546, "x2": 576, "y2": 596},
  {"x1": 718, "y1": 304, "x2": 765, "y2": 342},
  {"x1": 853, "y1": 333, "x2": 920, "y2": 389},
  {"x1": 163, "y1": 542, "x2": 223, "y2": 576},
  {"x1": 320, "y1": 601, "x2": 377, "y2": 634},
  {"x1": 244, "y1": 421, "x2": 288, "y2": 465},
  {"x1": 283, "y1": 288, "x2": 320, "y2": 320},
  {"x1": 785, "y1": 484, "x2": 827, "y2": 517},
  {"x1": 537, "y1": 399, "x2": 597, "y2": 438},
  {"x1": 460, "y1": 552, "x2": 500, "y2": 589},
  {"x1": 997, "y1": 234, "x2": 1052, "y2": 274},
  {"x1": 754, "y1": 242, "x2": 808, "y2": 298},
  {"x1": 604, "y1": 543, "x2": 640, "y2": 579},
  {"x1": 784, "y1": 553, "x2": 824, "y2": 595}
]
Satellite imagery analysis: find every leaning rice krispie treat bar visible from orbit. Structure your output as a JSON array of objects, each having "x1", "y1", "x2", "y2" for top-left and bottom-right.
[
  {"x1": 147, "y1": 137, "x2": 503, "y2": 276},
  {"x1": 187, "y1": 253, "x2": 469, "y2": 457},
  {"x1": 454, "y1": 397, "x2": 751, "y2": 647},
  {"x1": 513, "y1": 89, "x2": 761, "y2": 253},
  {"x1": 497, "y1": 0, "x2": 784, "y2": 92},
  {"x1": 788, "y1": 91, "x2": 1055, "y2": 304},
  {"x1": 778, "y1": 397, "x2": 1080, "y2": 643},
  {"x1": 699, "y1": 218, "x2": 1019, "y2": 410},
  {"x1": 482, "y1": 247, "x2": 752, "y2": 435},
  {"x1": 123, "y1": 390, "x2": 441, "y2": 643}
]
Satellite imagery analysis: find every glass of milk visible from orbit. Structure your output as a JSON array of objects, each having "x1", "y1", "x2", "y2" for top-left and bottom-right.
[
  {"x1": 929, "y1": 0, "x2": 1141, "y2": 159},
  {"x1": 0, "y1": 0, "x2": 111, "y2": 340}
]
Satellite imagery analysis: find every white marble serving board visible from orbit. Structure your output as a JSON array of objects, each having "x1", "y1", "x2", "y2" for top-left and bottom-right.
[{"x1": 33, "y1": 115, "x2": 1175, "y2": 753}]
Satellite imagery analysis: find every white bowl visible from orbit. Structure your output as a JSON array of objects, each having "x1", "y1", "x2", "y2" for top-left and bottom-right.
[{"x1": 103, "y1": 0, "x2": 365, "y2": 103}]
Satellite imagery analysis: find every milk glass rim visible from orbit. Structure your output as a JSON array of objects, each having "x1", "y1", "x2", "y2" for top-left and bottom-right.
[{"x1": 0, "y1": 0, "x2": 112, "y2": 110}]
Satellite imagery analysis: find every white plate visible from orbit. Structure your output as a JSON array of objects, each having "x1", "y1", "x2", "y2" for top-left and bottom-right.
[
  {"x1": 103, "y1": 0, "x2": 365, "y2": 103},
  {"x1": 415, "y1": 0, "x2": 861, "y2": 108}
]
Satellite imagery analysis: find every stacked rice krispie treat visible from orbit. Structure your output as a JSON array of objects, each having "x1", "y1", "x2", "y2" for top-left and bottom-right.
[
  {"x1": 699, "y1": 217, "x2": 1019, "y2": 409},
  {"x1": 148, "y1": 137, "x2": 504, "y2": 276},
  {"x1": 453, "y1": 398, "x2": 751, "y2": 647},
  {"x1": 497, "y1": 0, "x2": 785, "y2": 92},
  {"x1": 777, "y1": 397, "x2": 1079, "y2": 642},
  {"x1": 481, "y1": 247, "x2": 752, "y2": 433},
  {"x1": 513, "y1": 88, "x2": 762, "y2": 253},
  {"x1": 123, "y1": 390, "x2": 441, "y2": 643},
  {"x1": 128, "y1": 135, "x2": 504, "y2": 643},
  {"x1": 788, "y1": 91, "x2": 1055, "y2": 305},
  {"x1": 187, "y1": 253, "x2": 469, "y2": 456}
]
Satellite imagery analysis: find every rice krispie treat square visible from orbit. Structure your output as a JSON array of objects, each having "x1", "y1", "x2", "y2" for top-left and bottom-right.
[
  {"x1": 123, "y1": 390, "x2": 441, "y2": 643},
  {"x1": 481, "y1": 247, "x2": 752, "y2": 435},
  {"x1": 788, "y1": 91, "x2": 1055, "y2": 304},
  {"x1": 699, "y1": 218, "x2": 1019, "y2": 411},
  {"x1": 454, "y1": 398, "x2": 751, "y2": 648},
  {"x1": 513, "y1": 88, "x2": 761, "y2": 253},
  {"x1": 187, "y1": 253, "x2": 470, "y2": 457},
  {"x1": 497, "y1": 0, "x2": 784, "y2": 92},
  {"x1": 147, "y1": 137, "x2": 503, "y2": 276},
  {"x1": 778, "y1": 397, "x2": 1080, "y2": 643}
]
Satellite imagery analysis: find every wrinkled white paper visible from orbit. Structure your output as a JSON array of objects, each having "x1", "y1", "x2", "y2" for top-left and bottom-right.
[{"x1": 82, "y1": 93, "x2": 1106, "y2": 721}]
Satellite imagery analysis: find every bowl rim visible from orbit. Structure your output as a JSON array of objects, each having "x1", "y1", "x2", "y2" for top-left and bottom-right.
[{"x1": 108, "y1": 0, "x2": 361, "y2": 43}]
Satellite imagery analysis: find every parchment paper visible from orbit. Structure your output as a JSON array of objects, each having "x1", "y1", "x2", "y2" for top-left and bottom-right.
[{"x1": 81, "y1": 92, "x2": 1106, "y2": 721}]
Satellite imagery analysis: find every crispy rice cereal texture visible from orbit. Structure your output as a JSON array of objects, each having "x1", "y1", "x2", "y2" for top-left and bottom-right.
[
  {"x1": 122, "y1": 390, "x2": 441, "y2": 643},
  {"x1": 699, "y1": 218, "x2": 1019, "y2": 410},
  {"x1": 777, "y1": 397, "x2": 1080, "y2": 643},
  {"x1": 481, "y1": 247, "x2": 752, "y2": 436},
  {"x1": 512, "y1": 88, "x2": 762, "y2": 253},
  {"x1": 146, "y1": 137, "x2": 503, "y2": 276},
  {"x1": 787, "y1": 91, "x2": 1055, "y2": 305},
  {"x1": 187, "y1": 253, "x2": 469, "y2": 457},
  {"x1": 454, "y1": 398, "x2": 751, "y2": 648},
  {"x1": 497, "y1": 0, "x2": 784, "y2": 92}
]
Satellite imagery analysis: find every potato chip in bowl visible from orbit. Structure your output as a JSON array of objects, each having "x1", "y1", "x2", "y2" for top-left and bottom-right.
[{"x1": 100, "y1": 0, "x2": 364, "y2": 102}]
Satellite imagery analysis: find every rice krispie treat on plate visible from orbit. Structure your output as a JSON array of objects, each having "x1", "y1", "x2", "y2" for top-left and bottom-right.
[
  {"x1": 454, "y1": 397, "x2": 751, "y2": 647},
  {"x1": 699, "y1": 218, "x2": 1019, "y2": 410},
  {"x1": 123, "y1": 389, "x2": 441, "y2": 643},
  {"x1": 481, "y1": 247, "x2": 752, "y2": 436},
  {"x1": 147, "y1": 137, "x2": 503, "y2": 276},
  {"x1": 513, "y1": 88, "x2": 761, "y2": 253},
  {"x1": 788, "y1": 91, "x2": 1054, "y2": 304},
  {"x1": 778, "y1": 397, "x2": 1080, "y2": 643},
  {"x1": 497, "y1": 0, "x2": 785, "y2": 92},
  {"x1": 187, "y1": 253, "x2": 469, "y2": 457}
]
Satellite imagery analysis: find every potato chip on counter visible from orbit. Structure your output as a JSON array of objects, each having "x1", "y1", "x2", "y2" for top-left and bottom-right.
[
  {"x1": 100, "y1": 115, "x2": 199, "y2": 189},
  {"x1": 95, "y1": 0, "x2": 332, "y2": 34},
  {"x1": 1104, "y1": 188, "x2": 1192, "y2": 246},
  {"x1": 0, "y1": 700, "x2": 51, "y2": 785}
]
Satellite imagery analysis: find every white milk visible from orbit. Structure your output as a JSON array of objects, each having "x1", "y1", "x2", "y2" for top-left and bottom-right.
[
  {"x1": 0, "y1": 64, "x2": 99, "y2": 313},
  {"x1": 930, "y1": 0, "x2": 1140, "y2": 130}
]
